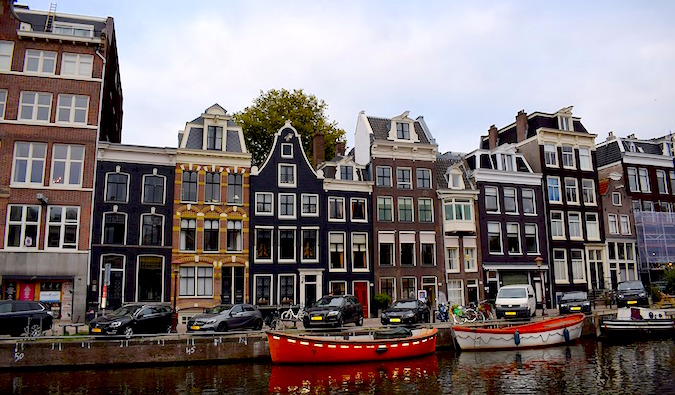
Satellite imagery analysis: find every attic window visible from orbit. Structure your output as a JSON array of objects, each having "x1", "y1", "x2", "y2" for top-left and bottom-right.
[
  {"x1": 448, "y1": 172, "x2": 463, "y2": 189},
  {"x1": 628, "y1": 142, "x2": 636, "y2": 152},
  {"x1": 559, "y1": 116, "x2": 572, "y2": 131},
  {"x1": 52, "y1": 22, "x2": 94, "y2": 38},
  {"x1": 396, "y1": 122, "x2": 410, "y2": 140},
  {"x1": 340, "y1": 166, "x2": 353, "y2": 181},
  {"x1": 281, "y1": 143, "x2": 293, "y2": 158},
  {"x1": 664, "y1": 142, "x2": 674, "y2": 157}
]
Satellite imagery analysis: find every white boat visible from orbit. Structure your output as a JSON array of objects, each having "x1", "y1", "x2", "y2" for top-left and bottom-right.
[
  {"x1": 452, "y1": 313, "x2": 585, "y2": 351},
  {"x1": 601, "y1": 307, "x2": 675, "y2": 337}
]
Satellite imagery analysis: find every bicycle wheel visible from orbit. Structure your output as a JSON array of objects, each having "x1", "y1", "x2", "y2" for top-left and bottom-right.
[
  {"x1": 464, "y1": 308, "x2": 477, "y2": 322},
  {"x1": 281, "y1": 310, "x2": 292, "y2": 320}
]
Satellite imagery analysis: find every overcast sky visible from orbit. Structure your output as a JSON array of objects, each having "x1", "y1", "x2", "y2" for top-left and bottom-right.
[{"x1": 27, "y1": 0, "x2": 675, "y2": 154}]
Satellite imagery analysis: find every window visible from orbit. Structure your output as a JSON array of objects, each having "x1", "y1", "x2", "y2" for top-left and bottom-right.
[
  {"x1": 227, "y1": 220, "x2": 242, "y2": 252},
  {"x1": 379, "y1": 242, "x2": 394, "y2": 266},
  {"x1": 461, "y1": 248, "x2": 474, "y2": 271},
  {"x1": 612, "y1": 192, "x2": 621, "y2": 206},
  {"x1": 352, "y1": 233, "x2": 368, "y2": 270},
  {"x1": 401, "y1": 242, "x2": 415, "y2": 266},
  {"x1": 643, "y1": 200, "x2": 654, "y2": 212},
  {"x1": 657, "y1": 170, "x2": 668, "y2": 194},
  {"x1": 544, "y1": 144, "x2": 557, "y2": 166},
  {"x1": 447, "y1": 280, "x2": 463, "y2": 307},
  {"x1": 255, "y1": 275, "x2": 272, "y2": 305},
  {"x1": 396, "y1": 122, "x2": 410, "y2": 139},
  {"x1": 340, "y1": 166, "x2": 353, "y2": 180},
  {"x1": 24, "y1": 49, "x2": 56, "y2": 74},
  {"x1": 204, "y1": 172, "x2": 220, "y2": 203},
  {"x1": 279, "y1": 275, "x2": 295, "y2": 304},
  {"x1": 444, "y1": 199, "x2": 472, "y2": 221},
  {"x1": 12, "y1": 142, "x2": 46, "y2": 185},
  {"x1": 525, "y1": 224, "x2": 538, "y2": 254},
  {"x1": 328, "y1": 197, "x2": 345, "y2": 221},
  {"x1": 571, "y1": 250, "x2": 585, "y2": 281},
  {"x1": 377, "y1": 196, "x2": 393, "y2": 221},
  {"x1": 281, "y1": 143, "x2": 293, "y2": 158},
  {"x1": 103, "y1": 213, "x2": 126, "y2": 244},
  {"x1": 53, "y1": 23, "x2": 94, "y2": 38},
  {"x1": 562, "y1": 146, "x2": 575, "y2": 168},
  {"x1": 181, "y1": 266, "x2": 213, "y2": 297},
  {"x1": 279, "y1": 193, "x2": 296, "y2": 218},
  {"x1": 105, "y1": 173, "x2": 128, "y2": 202},
  {"x1": 279, "y1": 229, "x2": 295, "y2": 261},
  {"x1": 227, "y1": 173, "x2": 243, "y2": 204},
  {"x1": 487, "y1": 222, "x2": 502, "y2": 253},
  {"x1": 376, "y1": 166, "x2": 392, "y2": 187},
  {"x1": 180, "y1": 219, "x2": 196, "y2": 251},
  {"x1": 421, "y1": 243, "x2": 435, "y2": 266},
  {"x1": 301, "y1": 194, "x2": 318, "y2": 216},
  {"x1": 380, "y1": 278, "x2": 395, "y2": 301},
  {"x1": 6, "y1": 205, "x2": 40, "y2": 248},
  {"x1": 638, "y1": 168, "x2": 650, "y2": 192},
  {"x1": 256, "y1": 229, "x2": 272, "y2": 260},
  {"x1": 203, "y1": 219, "x2": 219, "y2": 252},
  {"x1": 302, "y1": 229, "x2": 318, "y2": 261},
  {"x1": 351, "y1": 198, "x2": 367, "y2": 221},
  {"x1": 548, "y1": 177, "x2": 561, "y2": 203},
  {"x1": 505, "y1": 223, "x2": 521, "y2": 254},
  {"x1": 141, "y1": 214, "x2": 163, "y2": 246},
  {"x1": 579, "y1": 147, "x2": 592, "y2": 170},
  {"x1": 620, "y1": 215, "x2": 631, "y2": 235},
  {"x1": 56, "y1": 94, "x2": 88, "y2": 124},
  {"x1": 329, "y1": 233, "x2": 345, "y2": 270},
  {"x1": 61, "y1": 53, "x2": 93, "y2": 78},
  {"x1": 19, "y1": 92, "x2": 51, "y2": 121},
  {"x1": 0, "y1": 41, "x2": 13, "y2": 71},
  {"x1": 0, "y1": 89, "x2": 7, "y2": 118},
  {"x1": 446, "y1": 247, "x2": 459, "y2": 272},
  {"x1": 565, "y1": 178, "x2": 579, "y2": 204},
  {"x1": 485, "y1": 186, "x2": 500, "y2": 212},
  {"x1": 416, "y1": 168, "x2": 432, "y2": 189},
  {"x1": 206, "y1": 126, "x2": 222, "y2": 150},
  {"x1": 449, "y1": 172, "x2": 462, "y2": 189},
  {"x1": 418, "y1": 198, "x2": 433, "y2": 222},
  {"x1": 142, "y1": 175, "x2": 165, "y2": 204},
  {"x1": 401, "y1": 278, "x2": 416, "y2": 299},
  {"x1": 582, "y1": 179, "x2": 596, "y2": 205},
  {"x1": 181, "y1": 171, "x2": 198, "y2": 202},
  {"x1": 398, "y1": 197, "x2": 413, "y2": 222},
  {"x1": 551, "y1": 211, "x2": 565, "y2": 238},
  {"x1": 559, "y1": 116, "x2": 572, "y2": 131},
  {"x1": 396, "y1": 168, "x2": 412, "y2": 189},
  {"x1": 627, "y1": 168, "x2": 639, "y2": 192},
  {"x1": 554, "y1": 249, "x2": 568, "y2": 283},
  {"x1": 254, "y1": 192, "x2": 274, "y2": 215},
  {"x1": 522, "y1": 189, "x2": 536, "y2": 214},
  {"x1": 504, "y1": 188, "x2": 518, "y2": 214},
  {"x1": 586, "y1": 213, "x2": 599, "y2": 240},
  {"x1": 608, "y1": 214, "x2": 618, "y2": 234},
  {"x1": 279, "y1": 164, "x2": 296, "y2": 187},
  {"x1": 568, "y1": 212, "x2": 582, "y2": 239},
  {"x1": 46, "y1": 206, "x2": 79, "y2": 249}
]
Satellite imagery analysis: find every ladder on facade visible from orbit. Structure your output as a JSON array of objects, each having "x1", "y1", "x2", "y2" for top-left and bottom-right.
[{"x1": 44, "y1": 3, "x2": 57, "y2": 32}]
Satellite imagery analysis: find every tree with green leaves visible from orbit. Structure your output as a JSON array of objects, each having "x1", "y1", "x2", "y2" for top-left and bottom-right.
[{"x1": 234, "y1": 89, "x2": 346, "y2": 166}]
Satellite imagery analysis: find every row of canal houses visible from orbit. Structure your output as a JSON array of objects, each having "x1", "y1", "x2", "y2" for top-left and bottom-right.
[{"x1": 2, "y1": 3, "x2": 675, "y2": 325}]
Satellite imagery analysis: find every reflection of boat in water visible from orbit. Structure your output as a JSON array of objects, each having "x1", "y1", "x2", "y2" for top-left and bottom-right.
[
  {"x1": 268, "y1": 354, "x2": 438, "y2": 394},
  {"x1": 267, "y1": 327, "x2": 437, "y2": 364},
  {"x1": 601, "y1": 307, "x2": 675, "y2": 338},
  {"x1": 452, "y1": 313, "x2": 585, "y2": 350},
  {"x1": 457, "y1": 343, "x2": 585, "y2": 369}
]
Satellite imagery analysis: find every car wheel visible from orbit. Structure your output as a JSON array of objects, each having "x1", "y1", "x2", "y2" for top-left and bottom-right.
[
  {"x1": 336, "y1": 316, "x2": 344, "y2": 328},
  {"x1": 253, "y1": 318, "x2": 263, "y2": 331},
  {"x1": 356, "y1": 315, "x2": 363, "y2": 326},
  {"x1": 124, "y1": 326, "x2": 134, "y2": 339},
  {"x1": 217, "y1": 322, "x2": 228, "y2": 332}
]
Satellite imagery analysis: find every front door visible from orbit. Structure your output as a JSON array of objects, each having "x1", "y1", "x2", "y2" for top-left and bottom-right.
[
  {"x1": 304, "y1": 275, "x2": 317, "y2": 307},
  {"x1": 353, "y1": 281, "x2": 369, "y2": 318},
  {"x1": 299, "y1": 271, "x2": 323, "y2": 307}
]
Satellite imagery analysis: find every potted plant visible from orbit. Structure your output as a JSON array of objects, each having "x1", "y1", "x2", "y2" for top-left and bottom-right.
[{"x1": 374, "y1": 293, "x2": 391, "y2": 315}]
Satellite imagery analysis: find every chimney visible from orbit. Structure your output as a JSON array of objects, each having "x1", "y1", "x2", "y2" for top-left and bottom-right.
[
  {"x1": 312, "y1": 131, "x2": 325, "y2": 168},
  {"x1": 516, "y1": 110, "x2": 528, "y2": 142},
  {"x1": 627, "y1": 133, "x2": 636, "y2": 139},
  {"x1": 488, "y1": 125, "x2": 498, "y2": 150},
  {"x1": 335, "y1": 141, "x2": 346, "y2": 157},
  {"x1": 607, "y1": 131, "x2": 616, "y2": 141}
]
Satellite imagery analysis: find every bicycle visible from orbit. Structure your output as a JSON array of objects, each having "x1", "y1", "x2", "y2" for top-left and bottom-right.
[
  {"x1": 264, "y1": 310, "x2": 281, "y2": 330},
  {"x1": 280, "y1": 305, "x2": 305, "y2": 321},
  {"x1": 451, "y1": 305, "x2": 478, "y2": 324},
  {"x1": 470, "y1": 299, "x2": 495, "y2": 321}
]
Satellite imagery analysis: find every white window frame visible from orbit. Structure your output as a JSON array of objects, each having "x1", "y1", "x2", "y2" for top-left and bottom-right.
[
  {"x1": 178, "y1": 218, "x2": 196, "y2": 252},
  {"x1": 102, "y1": 211, "x2": 128, "y2": 245},
  {"x1": 0, "y1": 41, "x2": 13, "y2": 71},
  {"x1": 226, "y1": 219, "x2": 242, "y2": 252},
  {"x1": 301, "y1": 193, "x2": 319, "y2": 217},
  {"x1": 24, "y1": 49, "x2": 56, "y2": 75},
  {"x1": 5, "y1": 205, "x2": 41, "y2": 249},
  {"x1": 278, "y1": 193, "x2": 296, "y2": 219},
  {"x1": 627, "y1": 167, "x2": 639, "y2": 192},
  {"x1": 485, "y1": 186, "x2": 500, "y2": 213},
  {"x1": 60, "y1": 53, "x2": 93, "y2": 78},
  {"x1": 582, "y1": 179, "x2": 596, "y2": 205},
  {"x1": 585, "y1": 213, "x2": 600, "y2": 241},
  {"x1": 376, "y1": 166, "x2": 392, "y2": 187},
  {"x1": 379, "y1": 240, "x2": 395, "y2": 267},
  {"x1": 446, "y1": 247, "x2": 459, "y2": 273},
  {"x1": 568, "y1": 212, "x2": 583, "y2": 240},
  {"x1": 578, "y1": 147, "x2": 592, "y2": 171},
  {"x1": 544, "y1": 144, "x2": 558, "y2": 167},
  {"x1": 524, "y1": 223, "x2": 539, "y2": 255},
  {"x1": 638, "y1": 168, "x2": 650, "y2": 192},
  {"x1": 255, "y1": 192, "x2": 274, "y2": 216},
  {"x1": 506, "y1": 223, "x2": 521, "y2": 255},
  {"x1": 278, "y1": 164, "x2": 297, "y2": 188},
  {"x1": 350, "y1": 197, "x2": 368, "y2": 222},
  {"x1": 464, "y1": 247, "x2": 477, "y2": 272},
  {"x1": 380, "y1": 277, "x2": 397, "y2": 302},
  {"x1": 179, "y1": 266, "x2": 214, "y2": 298},
  {"x1": 503, "y1": 187, "x2": 518, "y2": 214},
  {"x1": 487, "y1": 222, "x2": 503, "y2": 254},
  {"x1": 140, "y1": 213, "x2": 165, "y2": 247},
  {"x1": 141, "y1": 174, "x2": 166, "y2": 205},
  {"x1": 400, "y1": 236, "x2": 416, "y2": 267},
  {"x1": 300, "y1": 227, "x2": 319, "y2": 263},
  {"x1": 254, "y1": 274, "x2": 273, "y2": 306},
  {"x1": 564, "y1": 178, "x2": 579, "y2": 204},
  {"x1": 416, "y1": 168, "x2": 432, "y2": 189},
  {"x1": 620, "y1": 215, "x2": 631, "y2": 235},
  {"x1": 104, "y1": 172, "x2": 130, "y2": 203},
  {"x1": 254, "y1": 227, "x2": 274, "y2": 263},
  {"x1": 608, "y1": 214, "x2": 618, "y2": 234},
  {"x1": 553, "y1": 249, "x2": 569, "y2": 284},
  {"x1": 418, "y1": 197, "x2": 434, "y2": 223},
  {"x1": 561, "y1": 145, "x2": 575, "y2": 169},
  {"x1": 278, "y1": 227, "x2": 296, "y2": 263},
  {"x1": 559, "y1": 115, "x2": 573, "y2": 131},
  {"x1": 0, "y1": 89, "x2": 6, "y2": 119},
  {"x1": 612, "y1": 192, "x2": 622, "y2": 206},
  {"x1": 50, "y1": 144, "x2": 84, "y2": 187},
  {"x1": 551, "y1": 211, "x2": 565, "y2": 239},
  {"x1": 280, "y1": 143, "x2": 293, "y2": 158},
  {"x1": 19, "y1": 91, "x2": 52, "y2": 122},
  {"x1": 278, "y1": 274, "x2": 296, "y2": 305},
  {"x1": 52, "y1": 22, "x2": 95, "y2": 38},
  {"x1": 396, "y1": 167, "x2": 413, "y2": 189},
  {"x1": 328, "y1": 232, "x2": 346, "y2": 272},
  {"x1": 328, "y1": 196, "x2": 346, "y2": 222},
  {"x1": 377, "y1": 196, "x2": 393, "y2": 222},
  {"x1": 11, "y1": 142, "x2": 46, "y2": 186},
  {"x1": 656, "y1": 170, "x2": 668, "y2": 194},
  {"x1": 447, "y1": 279, "x2": 464, "y2": 307},
  {"x1": 571, "y1": 250, "x2": 586, "y2": 282},
  {"x1": 522, "y1": 189, "x2": 536, "y2": 215},
  {"x1": 547, "y1": 176, "x2": 562, "y2": 203},
  {"x1": 397, "y1": 197, "x2": 414, "y2": 223},
  {"x1": 400, "y1": 277, "x2": 417, "y2": 299}
]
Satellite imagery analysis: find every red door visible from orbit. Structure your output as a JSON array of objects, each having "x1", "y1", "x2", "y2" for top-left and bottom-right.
[{"x1": 353, "y1": 281, "x2": 369, "y2": 318}]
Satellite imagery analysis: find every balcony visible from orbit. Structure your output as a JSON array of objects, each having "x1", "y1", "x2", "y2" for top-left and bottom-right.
[{"x1": 443, "y1": 220, "x2": 476, "y2": 233}]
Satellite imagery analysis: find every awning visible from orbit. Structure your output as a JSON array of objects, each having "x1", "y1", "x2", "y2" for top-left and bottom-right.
[
  {"x1": 2, "y1": 275, "x2": 74, "y2": 281},
  {"x1": 481, "y1": 263, "x2": 549, "y2": 270}
]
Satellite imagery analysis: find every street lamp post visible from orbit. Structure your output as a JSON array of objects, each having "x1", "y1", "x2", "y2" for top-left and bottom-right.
[
  {"x1": 171, "y1": 267, "x2": 179, "y2": 333},
  {"x1": 535, "y1": 256, "x2": 546, "y2": 317}
]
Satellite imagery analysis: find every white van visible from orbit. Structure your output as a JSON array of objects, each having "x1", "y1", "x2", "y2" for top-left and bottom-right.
[{"x1": 495, "y1": 284, "x2": 536, "y2": 319}]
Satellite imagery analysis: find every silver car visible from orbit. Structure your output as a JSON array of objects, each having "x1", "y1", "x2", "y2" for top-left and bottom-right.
[{"x1": 187, "y1": 304, "x2": 263, "y2": 332}]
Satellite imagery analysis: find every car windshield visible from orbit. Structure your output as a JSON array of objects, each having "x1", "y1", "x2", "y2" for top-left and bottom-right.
[
  {"x1": 315, "y1": 297, "x2": 345, "y2": 307},
  {"x1": 206, "y1": 305, "x2": 231, "y2": 314},
  {"x1": 392, "y1": 301, "x2": 417, "y2": 309},
  {"x1": 561, "y1": 292, "x2": 587, "y2": 302},
  {"x1": 109, "y1": 305, "x2": 141, "y2": 317},
  {"x1": 618, "y1": 281, "x2": 644, "y2": 291},
  {"x1": 498, "y1": 288, "x2": 527, "y2": 298}
]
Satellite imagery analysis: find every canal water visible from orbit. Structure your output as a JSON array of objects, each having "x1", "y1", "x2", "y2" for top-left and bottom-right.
[{"x1": 2, "y1": 338, "x2": 673, "y2": 394}]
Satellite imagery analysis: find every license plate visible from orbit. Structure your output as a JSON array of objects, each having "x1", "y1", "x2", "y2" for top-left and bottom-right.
[
  {"x1": 505, "y1": 312, "x2": 517, "y2": 316},
  {"x1": 571, "y1": 307, "x2": 581, "y2": 311},
  {"x1": 190, "y1": 325, "x2": 201, "y2": 330},
  {"x1": 390, "y1": 318, "x2": 401, "y2": 323},
  {"x1": 311, "y1": 316, "x2": 323, "y2": 321},
  {"x1": 628, "y1": 301, "x2": 637, "y2": 305},
  {"x1": 92, "y1": 328, "x2": 101, "y2": 333}
]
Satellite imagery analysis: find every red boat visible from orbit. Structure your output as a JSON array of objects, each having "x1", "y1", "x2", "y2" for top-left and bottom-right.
[{"x1": 267, "y1": 327, "x2": 438, "y2": 364}]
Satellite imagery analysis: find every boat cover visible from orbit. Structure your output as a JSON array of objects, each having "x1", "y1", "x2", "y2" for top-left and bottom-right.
[{"x1": 373, "y1": 327, "x2": 413, "y2": 339}]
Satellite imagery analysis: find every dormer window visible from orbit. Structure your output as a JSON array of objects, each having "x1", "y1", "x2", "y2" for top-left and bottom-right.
[
  {"x1": 664, "y1": 142, "x2": 674, "y2": 157},
  {"x1": 281, "y1": 143, "x2": 293, "y2": 158},
  {"x1": 396, "y1": 122, "x2": 410, "y2": 140},
  {"x1": 448, "y1": 171, "x2": 463, "y2": 189},
  {"x1": 559, "y1": 116, "x2": 572, "y2": 131},
  {"x1": 207, "y1": 126, "x2": 222, "y2": 150},
  {"x1": 500, "y1": 154, "x2": 513, "y2": 171},
  {"x1": 340, "y1": 165, "x2": 353, "y2": 181},
  {"x1": 628, "y1": 142, "x2": 636, "y2": 152},
  {"x1": 52, "y1": 22, "x2": 94, "y2": 38}
]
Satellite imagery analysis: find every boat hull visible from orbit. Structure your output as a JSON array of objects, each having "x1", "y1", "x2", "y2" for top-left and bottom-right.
[
  {"x1": 267, "y1": 328, "x2": 437, "y2": 364},
  {"x1": 452, "y1": 313, "x2": 585, "y2": 351},
  {"x1": 601, "y1": 319, "x2": 674, "y2": 336}
]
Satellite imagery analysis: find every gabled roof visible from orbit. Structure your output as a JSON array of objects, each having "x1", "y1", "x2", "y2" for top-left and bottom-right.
[
  {"x1": 367, "y1": 116, "x2": 431, "y2": 144},
  {"x1": 595, "y1": 140, "x2": 622, "y2": 167}
]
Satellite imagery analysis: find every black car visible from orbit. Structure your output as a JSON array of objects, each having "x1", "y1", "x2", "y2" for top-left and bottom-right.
[
  {"x1": 89, "y1": 303, "x2": 173, "y2": 338},
  {"x1": 0, "y1": 300, "x2": 53, "y2": 337},
  {"x1": 558, "y1": 291, "x2": 591, "y2": 315},
  {"x1": 187, "y1": 304, "x2": 263, "y2": 332},
  {"x1": 616, "y1": 281, "x2": 649, "y2": 307},
  {"x1": 303, "y1": 295, "x2": 364, "y2": 328},
  {"x1": 380, "y1": 299, "x2": 430, "y2": 325}
]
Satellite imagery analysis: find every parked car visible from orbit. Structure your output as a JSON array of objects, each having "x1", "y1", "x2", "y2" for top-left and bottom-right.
[
  {"x1": 0, "y1": 300, "x2": 53, "y2": 337},
  {"x1": 380, "y1": 299, "x2": 430, "y2": 325},
  {"x1": 558, "y1": 291, "x2": 591, "y2": 315},
  {"x1": 303, "y1": 295, "x2": 364, "y2": 328},
  {"x1": 616, "y1": 280, "x2": 649, "y2": 307},
  {"x1": 187, "y1": 304, "x2": 263, "y2": 332},
  {"x1": 89, "y1": 303, "x2": 173, "y2": 338},
  {"x1": 495, "y1": 284, "x2": 536, "y2": 319}
]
